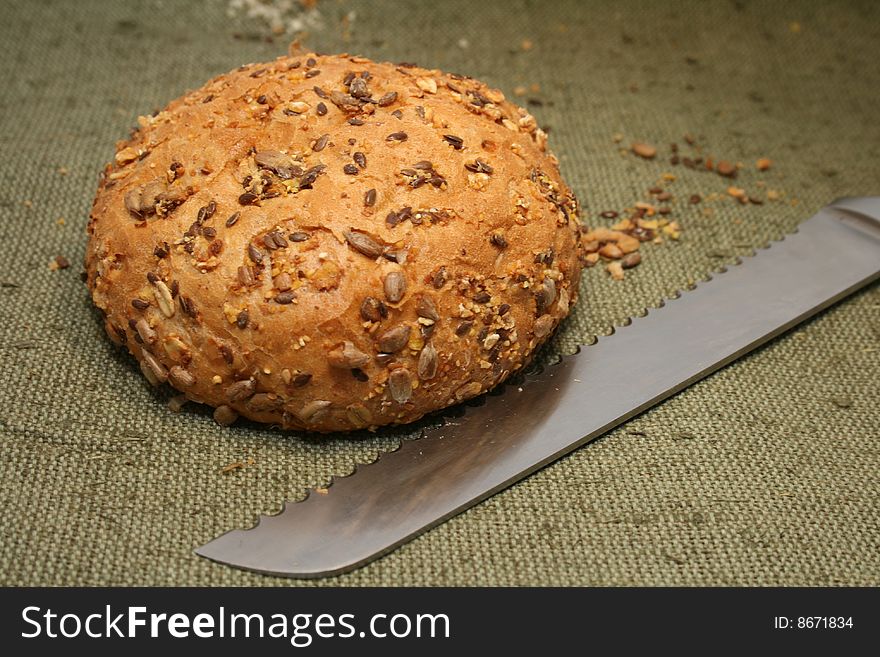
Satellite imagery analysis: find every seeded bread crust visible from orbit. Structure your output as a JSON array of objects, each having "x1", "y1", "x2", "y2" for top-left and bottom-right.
[{"x1": 85, "y1": 52, "x2": 583, "y2": 432}]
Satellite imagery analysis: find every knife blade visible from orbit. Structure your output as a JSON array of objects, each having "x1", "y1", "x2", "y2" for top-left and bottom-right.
[{"x1": 196, "y1": 197, "x2": 880, "y2": 578}]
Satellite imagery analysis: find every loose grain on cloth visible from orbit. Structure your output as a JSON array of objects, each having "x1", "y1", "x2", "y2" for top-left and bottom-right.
[{"x1": 0, "y1": 0, "x2": 878, "y2": 586}]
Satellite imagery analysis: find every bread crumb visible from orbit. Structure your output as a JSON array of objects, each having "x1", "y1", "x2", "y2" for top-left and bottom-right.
[
  {"x1": 606, "y1": 261, "x2": 624, "y2": 280},
  {"x1": 49, "y1": 255, "x2": 70, "y2": 271}
]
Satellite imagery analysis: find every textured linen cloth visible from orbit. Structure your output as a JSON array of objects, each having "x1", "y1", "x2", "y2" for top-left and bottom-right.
[{"x1": 0, "y1": 0, "x2": 878, "y2": 586}]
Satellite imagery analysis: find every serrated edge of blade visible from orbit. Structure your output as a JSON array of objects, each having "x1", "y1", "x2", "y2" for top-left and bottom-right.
[{"x1": 196, "y1": 215, "x2": 814, "y2": 554}]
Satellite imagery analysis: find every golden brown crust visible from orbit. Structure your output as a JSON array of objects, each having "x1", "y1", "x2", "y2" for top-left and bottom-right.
[{"x1": 85, "y1": 53, "x2": 583, "y2": 432}]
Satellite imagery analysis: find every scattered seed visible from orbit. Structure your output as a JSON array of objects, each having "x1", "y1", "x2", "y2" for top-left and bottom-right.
[
  {"x1": 236, "y1": 309, "x2": 249, "y2": 329},
  {"x1": 202, "y1": 226, "x2": 217, "y2": 240},
  {"x1": 328, "y1": 341, "x2": 371, "y2": 369},
  {"x1": 292, "y1": 372, "x2": 312, "y2": 387},
  {"x1": 621, "y1": 252, "x2": 642, "y2": 269},
  {"x1": 344, "y1": 230, "x2": 384, "y2": 258},
  {"x1": 689, "y1": 194, "x2": 702, "y2": 204},
  {"x1": 388, "y1": 368, "x2": 413, "y2": 403},
  {"x1": 153, "y1": 243, "x2": 169, "y2": 258},
  {"x1": 274, "y1": 291, "x2": 295, "y2": 304},
  {"x1": 631, "y1": 142, "x2": 657, "y2": 159},
  {"x1": 225, "y1": 211, "x2": 241, "y2": 227},
  {"x1": 238, "y1": 192, "x2": 259, "y2": 205},
  {"x1": 310, "y1": 133, "x2": 330, "y2": 152},
  {"x1": 131, "y1": 298, "x2": 149, "y2": 310},
  {"x1": 384, "y1": 271, "x2": 406, "y2": 303},
  {"x1": 600, "y1": 210, "x2": 619, "y2": 219},
  {"x1": 305, "y1": 69, "x2": 321, "y2": 78},
  {"x1": 343, "y1": 163, "x2": 359, "y2": 175},
  {"x1": 456, "y1": 320, "x2": 473, "y2": 337},
  {"x1": 386, "y1": 131, "x2": 408, "y2": 142},
  {"x1": 716, "y1": 160, "x2": 737, "y2": 177},
  {"x1": 313, "y1": 86, "x2": 328, "y2": 98},
  {"x1": 378, "y1": 325, "x2": 411, "y2": 353},
  {"x1": 353, "y1": 152, "x2": 367, "y2": 169},
  {"x1": 364, "y1": 188, "x2": 377, "y2": 207},
  {"x1": 498, "y1": 303, "x2": 511, "y2": 316},
  {"x1": 473, "y1": 291, "x2": 491, "y2": 304}
]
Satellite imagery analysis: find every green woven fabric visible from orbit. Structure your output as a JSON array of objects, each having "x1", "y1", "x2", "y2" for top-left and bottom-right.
[{"x1": 1, "y1": 0, "x2": 878, "y2": 586}]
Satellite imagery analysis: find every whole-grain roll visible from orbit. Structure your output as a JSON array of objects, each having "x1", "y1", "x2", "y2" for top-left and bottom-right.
[{"x1": 86, "y1": 52, "x2": 584, "y2": 432}]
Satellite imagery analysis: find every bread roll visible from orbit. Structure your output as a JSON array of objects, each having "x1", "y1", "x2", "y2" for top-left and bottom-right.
[{"x1": 86, "y1": 52, "x2": 584, "y2": 432}]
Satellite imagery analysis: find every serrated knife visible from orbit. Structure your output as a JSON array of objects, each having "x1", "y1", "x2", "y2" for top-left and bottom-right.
[{"x1": 196, "y1": 197, "x2": 880, "y2": 578}]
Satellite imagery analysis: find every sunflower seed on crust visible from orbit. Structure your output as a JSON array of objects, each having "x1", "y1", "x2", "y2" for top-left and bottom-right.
[
  {"x1": 328, "y1": 341, "x2": 371, "y2": 369},
  {"x1": 388, "y1": 368, "x2": 413, "y2": 403},
  {"x1": 141, "y1": 351, "x2": 168, "y2": 382},
  {"x1": 377, "y1": 325, "x2": 411, "y2": 353},
  {"x1": 213, "y1": 405, "x2": 239, "y2": 426},
  {"x1": 225, "y1": 378, "x2": 256, "y2": 402},
  {"x1": 418, "y1": 342, "x2": 438, "y2": 380},
  {"x1": 384, "y1": 271, "x2": 406, "y2": 303},
  {"x1": 168, "y1": 365, "x2": 195, "y2": 388},
  {"x1": 153, "y1": 280, "x2": 175, "y2": 317},
  {"x1": 297, "y1": 400, "x2": 332, "y2": 423}
]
